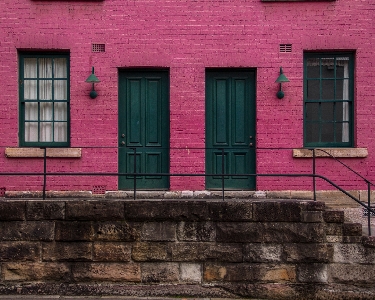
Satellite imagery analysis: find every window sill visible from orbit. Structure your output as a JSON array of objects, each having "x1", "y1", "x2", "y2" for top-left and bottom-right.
[
  {"x1": 5, "y1": 148, "x2": 81, "y2": 158},
  {"x1": 293, "y1": 148, "x2": 368, "y2": 158}
]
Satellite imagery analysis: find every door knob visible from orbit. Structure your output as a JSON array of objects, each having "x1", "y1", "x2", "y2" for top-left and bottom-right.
[
  {"x1": 121, "y1": 134, "x2": 125, "y2": 138},
  {"x1": 121, "y1": 141, "x2": 125, "y2": 145}
]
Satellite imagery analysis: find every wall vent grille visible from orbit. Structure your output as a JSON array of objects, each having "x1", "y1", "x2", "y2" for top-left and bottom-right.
[
  {"x1": 280, "y1": 44, "x2": 292, "y2": 53},
  {"x1": 92, "y1": 185, "x2": 106, "y2": 194},
  {"x1": 92, "y1": 44, "x2": 105, "y2": 53}
]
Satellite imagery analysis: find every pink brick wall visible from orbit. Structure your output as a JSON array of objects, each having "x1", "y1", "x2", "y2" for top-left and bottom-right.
[{"x1": 0, "y1": 0, "x2": 374, "y2": 193}]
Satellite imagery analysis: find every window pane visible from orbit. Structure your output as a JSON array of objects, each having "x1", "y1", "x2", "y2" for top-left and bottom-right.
[
  {"x1": 40, "y1": 122, "x2": 53, "y2": 142},
  {"x1": 321, "y1": 80, "x2": 334, "y2": 100},
  {"x1": 24, "y1": 80, "x2": 37, "y2": 100},
  {"x1": 39, "y1": 80, "x2": 52, "y2": 100},
  {"x1": 306, "y1": 58, "x2": 320, "y2": 78},
  {"x1": 336, "y1": 57, "x2": 349, "y2": 78},
  {"x1": 305, "y1": 102, "x2": 319, "y2": 122},
  {"x1": 54, "y1": 103, "x2": 67, "y2": 121},
  {"x1": 40, "y1": 102, "x2": 53, "y2": 121},
  {"x1": 341, "y1": 122, "x2": 349, "y2": 142},
  {"x1": 321, "y1": 122, "x2": 334, "y2": 142},
  {"x1": 54, "y1": 80, "x2": 67, "y2": 100},
  {"x1": 321, "y1": 58, "x2": 334, "y2": 78},
  {"x1": 54, "y1": 58, "x2": 67, "y2": 78},
  {"x1": 54, "y1": 122, "x2": 67, "y2": 142},
  {"x1": 25, "y1": 102, "x2": 38, "y2": 121},
  {"x1": 24, "y1": 58, "x2": 37, "y2": 78},
  {"x1": 306, "y1": 80, "x2": 320, "y2": 100},
  {"x1": 305, "y1": 122, "x2": 320, "y2": 143},
  {"x1": 25, "y1": 122, "x2": 38, "y2": 142},
  {"x1": 321, "y1": 102, "x2": 334, "y2": 121},
  {"x1": 39, "y1": 58, "x2": 52, "y2": 78}
]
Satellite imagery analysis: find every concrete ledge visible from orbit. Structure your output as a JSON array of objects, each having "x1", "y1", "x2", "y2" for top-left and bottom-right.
[
  {"x1": 5, "y1": 148, "x2": 81, "y2": 158},
  {"x1": 293, "y1": 148, "x2": 368, "y2": 158}
]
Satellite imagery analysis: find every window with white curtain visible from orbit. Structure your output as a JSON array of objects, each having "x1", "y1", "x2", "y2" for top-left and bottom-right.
[
  {"x1": 304, "y1": 52, "x2": 354, "y2": 147},
  {"x1": 19, "y1": 53, "x2": 69, "y2": 146}
]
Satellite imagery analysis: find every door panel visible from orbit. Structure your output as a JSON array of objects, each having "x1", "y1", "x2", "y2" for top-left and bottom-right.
[
  {"x1": 206, "y1": 70, "x2": 256, "y2": 190},
  {"x1": 119, "y1": 70, "x2": 169, "y2": 190}
]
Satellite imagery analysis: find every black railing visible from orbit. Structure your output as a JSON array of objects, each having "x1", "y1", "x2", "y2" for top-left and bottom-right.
[{"x1": 1, "y1": 146, "x2": 374, "y2": 235}]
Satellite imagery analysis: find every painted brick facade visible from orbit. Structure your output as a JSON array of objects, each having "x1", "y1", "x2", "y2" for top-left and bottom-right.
[{"x1": 1, "y1": 0, "x2": 375, "y2": 193}]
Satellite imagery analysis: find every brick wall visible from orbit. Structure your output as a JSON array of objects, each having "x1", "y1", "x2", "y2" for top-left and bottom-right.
[
  {"x1": 1, "y1": 0, "x2": 375, "y2": 192},
  {"x1": 0, "y1": 199, "x2": 374, "y2": 299}
]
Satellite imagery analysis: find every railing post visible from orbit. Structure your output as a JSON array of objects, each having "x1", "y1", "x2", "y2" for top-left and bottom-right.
[
  {"x1": 133, "y1": 147, "x2": 137, "y2": 200},
  {"x1": 221, "y1": 148, "x2": 225, "y2": 201},
  {"x1": 368, "y1": 181, "x2": 372, "y2": 236},
  {"x1": 42, "y1": 147, "x2": 47, "y2": 200},
  {"x1": 313, "y1": 148, "x2": 316, "y2": 202}
]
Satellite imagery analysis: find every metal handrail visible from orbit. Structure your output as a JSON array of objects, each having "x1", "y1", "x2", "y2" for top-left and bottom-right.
[
  {"x1": 312, "y1": 148, "x2": 374, "y2": 236},
  {"x1": 0, "y1": 146, "x2": 374, "y2": 235}
]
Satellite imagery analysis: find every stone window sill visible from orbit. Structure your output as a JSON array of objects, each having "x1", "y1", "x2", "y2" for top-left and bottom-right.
[
  {"x1": 293, "y1": 148, "x2": 368, "y2": 158},
  {"x1": 5, "y1": 148, "x2": 81, "y2": 158}
]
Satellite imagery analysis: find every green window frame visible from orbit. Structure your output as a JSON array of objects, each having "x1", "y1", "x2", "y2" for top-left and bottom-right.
[
  {"x1": 303, "y1": 52, "x2": 354, "y2": 148},
  {"x1": 19, "y1": 53, "x2": 70, "y2": 147}
]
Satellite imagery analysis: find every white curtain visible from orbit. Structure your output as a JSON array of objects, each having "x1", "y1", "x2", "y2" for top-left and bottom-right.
[
  {"x1": 24, "y1": 57, "x2": 67, "y2": 143},
  {"x1": 341, "y1": 59, "x2": 349, "y2": 143}
]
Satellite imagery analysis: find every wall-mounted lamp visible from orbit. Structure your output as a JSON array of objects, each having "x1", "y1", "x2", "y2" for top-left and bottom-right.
[
  {"x1": 275, "y1": 67, "x2": 289, "y2": 99},
  {"x1": 85, "y1": 67, "x2": 101, "y2": 99}
]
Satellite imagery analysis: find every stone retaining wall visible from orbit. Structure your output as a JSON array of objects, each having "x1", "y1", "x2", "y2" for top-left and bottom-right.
[{"x1": 0, "y1": 199, "x2": 374, "y2": 300}]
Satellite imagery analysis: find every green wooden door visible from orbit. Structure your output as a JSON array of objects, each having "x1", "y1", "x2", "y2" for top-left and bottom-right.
[
  {"x1": 206, "y1": 69, "x2": 256, "y2": 190},
  {"x1": 118, "y1": 70, "x2": 169, "y2": 190}
]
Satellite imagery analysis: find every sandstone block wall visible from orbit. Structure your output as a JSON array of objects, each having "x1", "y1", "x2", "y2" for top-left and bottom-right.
[{"x1": 0, "y1": 199, "x2": 374, "y2": 300}]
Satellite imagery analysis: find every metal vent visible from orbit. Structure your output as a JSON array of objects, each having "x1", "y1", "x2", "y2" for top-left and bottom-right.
[
  {"x1": 92, "y1": 44, "x2": 105, "y2": 53},
  {"x1": 92, "y1": 185, "x2": 106, "y2": 194},
  {"x1": 363, "y1": 207, "x2": 375, "y2": 217},
  {"x1": 279, "y1": 44, "x2": 292, "y2": 53}
]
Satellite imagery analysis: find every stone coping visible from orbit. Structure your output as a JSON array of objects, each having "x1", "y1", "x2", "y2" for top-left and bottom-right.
[
  {"x1": 5, "y1": 148, "x2": 81, "y2": 158},
  {"x1": 293, "y1": 148, "x2": 368, "y2": 158}
]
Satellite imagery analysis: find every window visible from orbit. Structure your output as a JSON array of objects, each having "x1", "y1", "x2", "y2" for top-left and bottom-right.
[
  {"x1": 19, "y1": 53, "x2": 70, "y2": 147},
  {"x1": 304, "y1": 52, "x2": 354, "y2": 147}
]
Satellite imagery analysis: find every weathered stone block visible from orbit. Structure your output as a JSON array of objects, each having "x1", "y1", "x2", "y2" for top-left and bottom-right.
[
  {"x1": 42, "y1": 242, "x2": 92, "y2": 261},
  {"x1": 0, "y1": 202, "x2": 25, "y2": 220},
  {"x1": 132, "y1": 242, "x2": 170, "y2": 261},
  {"x1": 362, "y1": 236, "x2": 375, "y2": 248},
  {"x1": 93, "y1": 242, "x2": 131, "y2": 262},
  {"x1": 329, "y1": 263, "x2": 375, "y2": 284},
  {"x1": 177, "y1": 221, "x2": 215, "y2": 241},
  {"x1": 297, "y1": 263, "x2": 328, "y2": 283},
  {"x1": 0, "y1": 242, "x2": 40, "y2": 261},
  {"x1": 243, "y1": 244, "x2": 282, "y2": 263},
  {"x1": 325, "y1": 223, "x2": 343, "y2": 236},
  {"x1": 203, "y1": 263, "x2": 296, "y2": 283},
  {"x1": 94, "y1": 222, "x2": 138, "y2": 241},
  {"x1": 66, "y1": 201, "x2": 124, "y2": 220},
  {"x1": 305, "y1": 201, "x2": 326, "y2": 211},
  {"x1": 171, "y1": 242, "x2": 242, "y2": 262},
  {"x1": 302, "y1": 211, "x2": 323, "y2": 223},
  {"x1": 253, "y1": 201, "x2": 303, "y2": 222},
  {"x1": 282, "y1": 243, "x2": 333, "y2": 263},
  {"x1": 3, "y1": 262, "x2": 70, "y2": 281},
  {"x1": 180, "y1": 263, "x2": 202, "y2": 282},
  {"x1": 343, "y1": 223, "x2": 362, "y2": 236},
  {"x1": 124, "y1": 201, "x2": 209, "y2": 221},
  {"x1": 141, "y1": 222, "x2": 176, "y2": 241},
  {"x1": 0, "y1": 221, "x2": 54, "y2": 241},
  {"x1": 333, "y1": 243, "x2": 375, "y2": 264},
  {"x1": 217, "y1": 222, "x2": 325, "y2": 243},
  {"x1": 26, "y1": 201, "x2": 65, "y2": 220},
  {"x1": 55, "y1": 221, "x2": 94, "y2": 241},
  {"x1": 72, "y1": 263, "x2": 141, "y2": 282},
  {"x1": 141, "y1": 262, "x2": 179, "y2": 283},
  {"x1": 323, "y1": 210, "x2": 345, "y2": 223},
  {"x1": 207, "y1": 202, "x2": 253, "y2": 221}
]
